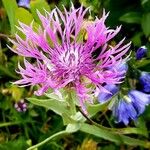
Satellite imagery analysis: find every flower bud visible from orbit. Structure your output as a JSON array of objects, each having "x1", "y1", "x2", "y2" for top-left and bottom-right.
[
  {"x1": 140, "y1": 72, "x2": 150, "y2": 93},
  {"x1": 98, "y1": 84, "x2": 119, "y2": 103},
  {"x1": 136, "y1": 46, "x2": 147, "y2": 60}
]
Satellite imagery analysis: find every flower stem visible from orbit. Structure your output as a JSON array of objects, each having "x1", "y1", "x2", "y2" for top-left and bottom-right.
[
  {"x1": 27, "y1": 130, "x2": 68, "y2": 150},
  {"x1": 67, "y1": 91, "x2": 76, "y2": 115}
]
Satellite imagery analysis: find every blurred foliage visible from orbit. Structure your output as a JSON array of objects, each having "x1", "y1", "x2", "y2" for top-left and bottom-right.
[
  {"x1": 77, "y1": 138, "x2": 97, "y2": 150},
  {"x1": 0, "y1": 0, "x2": 150, "y2": 150}
]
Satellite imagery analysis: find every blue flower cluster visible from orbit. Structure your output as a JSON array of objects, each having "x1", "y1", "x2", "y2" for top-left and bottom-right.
[
  {"x1": 112, "y1": 90, "x2": 150, "y2": 125},
  {"x1": 99, "y1": 84, "x2": 150, "y2": 125},
  {"x1": 98, "y1": 49, "x2": 150, "y2": 125}
]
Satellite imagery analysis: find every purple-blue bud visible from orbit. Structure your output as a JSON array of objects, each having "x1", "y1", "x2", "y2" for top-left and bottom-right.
[
  {"x1": 136, "y1": 46, "x2": 147, "y2": 60},
  {"x1": 18, "y1": 0, "x2": 30, "y2": 9},
  {"x1": 98, "y1": 84, "x2": 119, "y2": 103},
  {"x1": 140, "y1": 72, "x2": 150, "y2": 93}
]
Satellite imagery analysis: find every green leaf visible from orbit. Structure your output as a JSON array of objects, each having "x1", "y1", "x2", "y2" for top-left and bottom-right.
[
  {"x1": 141, "y1": 13, "x2": 150, "y2": 37},
  {"x1": 62, "y1": 113, "x2": 76, "y2": 125},
  {"x1": 87, "y1": 103, "x2": 108, "y2": 117},
  {"x1": 30, "y1": 0, "x2": 50, "y2": 24},
  {"x1": 119, "y1": 12, "x2": 142, "y2": 24},
  {"x1": 87, "y1": 95, "x2": 118, "y2": 117},
  {"x1": 141, "y1": 0, "x2": 150, "y2": 11},
  {"x1": 80, "y1": 123, "x2": 150, "y2": 148},
  {"x1": 131, "y1": 32, "x2": 143, "y2": 47},
  {"x1": 27, "y1": 98, "x2": 71, "y2": 116},
  {"x1": 2, "y1": 0, "x2": 18, "y2": 34},
  {"x1": 116, "y1": 127, "x2": 148, "y2": 137},
  {"x1": 141, "y1": 0, "x2": 149, "y2": 5},
  {"x1": 15, "y1": 8, "x2": 34, "y2": 25},
  {"x1": 80, "y1": 123, "x2": 121, "y2": 144},
  {"x1": 134, "y1": 117, "x2": 148, "y2": 137},
  {"x1": 14, "y1": 8, "x2": 35, "y2": 38},
  {"x1": 135, "y1": 59, "x2": 150, "y2": 68},
  {"x1": 45, "y1": 92, "x2": 64, "y2": 101},
  {"x1": 0, "y1": 65, "x2": 18, "y2": 79}
]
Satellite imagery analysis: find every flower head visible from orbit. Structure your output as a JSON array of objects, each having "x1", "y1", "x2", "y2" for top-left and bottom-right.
[
  {"x1": 140, "y1": 72, "x2": 150, "y2": 93},
  {"x1": 9, "y1": 5, "x2": 131, "y2": 112},
  {"x1": 112, "y1": 90, "x2": 150, "y2": 125},
  {"x1": 136, "y1": 46, "x2": 147, "y2": 60}
]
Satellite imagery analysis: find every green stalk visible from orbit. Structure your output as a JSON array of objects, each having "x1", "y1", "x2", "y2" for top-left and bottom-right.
[
  {"x1": 0, "y1": 121, "x2": 21, "y2": 127},
  {"x1": 27, "y1": 130, "x2": 68, "y2": 150},
  {"x1": 66, "y1": 90, "x2": 76, "y2": 115}
]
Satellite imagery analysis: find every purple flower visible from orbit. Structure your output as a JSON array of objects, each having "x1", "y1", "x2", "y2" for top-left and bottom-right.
[
  {"x1": 9, "y1": 5, "x2": 131, "y2": 112},
  {"x1": 136, "y1": 46, "x2": 147, "y2": 60},
  {"x1": 98, "y1": 84, "x2": 119, "y2": 103},
  {"x1": 112, "y1": 90, "x2": 150, "y2": 125},
  {"x1": 18, "y1": 0, "x2": 30, "y2": 9},
  {"x1": 140, "y1": 72, "x2": 150, "y2": 93},
  {"x1": 14, "y1": 99, "x2": 27, "y2": 112}
]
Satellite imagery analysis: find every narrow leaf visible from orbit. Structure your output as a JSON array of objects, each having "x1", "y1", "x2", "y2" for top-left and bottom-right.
[
  {"x1": 141, "y1": 13, "x2": 150, "y2": 37},
  {"x1": 80, "y1": 123, "x2": 150, "y2": 148},
  {"x1": 87, "y1": 103, "x2": 108, "y2": 117},
  {"x1": 30, "y1": 0, "x2": 50, "y2": 24},
  {"x1": 15, "y1": 8, "x2": 33, "y2": 25},
  {"x1": 0, "y1": 65, "x2": 19, "y2": 79},
  {"x1": 120, "y1": 12, "x2": 142, "y2": 24},
  {"x1": 2, "y1": 0, "x2": 18, "y2": 34}
]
